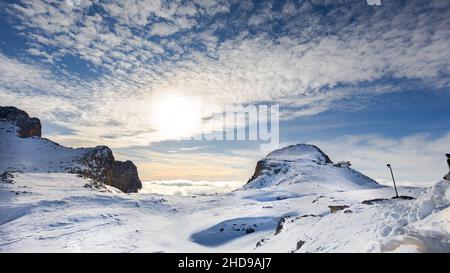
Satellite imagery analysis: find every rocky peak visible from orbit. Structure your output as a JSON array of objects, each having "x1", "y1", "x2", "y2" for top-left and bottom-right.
[
  {"x1": 0, "y1": 106, "x2": 41, "y2": 138},
  {"x1": 248, "y1": 144, "x2": 333, "y2": 184},
  {"x1": 245, "y1": 143, "x2": 379, "y2": 189},
  {"x1": 69, "y1": 146, "x2": 143, "y2": 193},
  {"x1": 71, "y1": 146, "x2": 115, "y2": 185},
  {"x1": 111, "y1": 160, "x2": 142, "y2": 193}
]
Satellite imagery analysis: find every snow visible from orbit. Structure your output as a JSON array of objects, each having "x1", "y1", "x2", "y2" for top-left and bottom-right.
[
  {"x1": 266, "y1": 144, "x2": 330, "y2": 163},
  {"x1": 1, "y1": 171, "x2": 448, "y2": 253},
  {"x1": 244, "y1": 144, "x2": 380, "y2": 189},
  {"x1": 0, "y1": 122, "x2": 93, "y2": 174},
  {"x1": 0, "y1": 123, "x2": 449, "y2": 253}
]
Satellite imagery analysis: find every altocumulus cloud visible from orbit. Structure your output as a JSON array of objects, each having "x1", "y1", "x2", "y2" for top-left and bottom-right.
[{"x1": 0, "y1": 0, "x2": 449, "y2": 149}]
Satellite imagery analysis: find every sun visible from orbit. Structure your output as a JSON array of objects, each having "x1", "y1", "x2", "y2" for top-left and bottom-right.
[{"x1": 149, "y1": 94, "x2": 203, "y2": 139}]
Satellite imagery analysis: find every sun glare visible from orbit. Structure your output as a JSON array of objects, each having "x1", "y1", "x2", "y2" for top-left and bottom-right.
[{"x1": 150, "y1": 94, "x2": 203, "y2": 139}]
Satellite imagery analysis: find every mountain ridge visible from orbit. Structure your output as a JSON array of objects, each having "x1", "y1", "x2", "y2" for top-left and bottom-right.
[{"x1": 0, "y1": 106, "x2": 142, "y2": 193}]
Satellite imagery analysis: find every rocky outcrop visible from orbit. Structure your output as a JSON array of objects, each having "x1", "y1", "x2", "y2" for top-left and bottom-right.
[
  {"x1": 444, "y1": 154, "x2": 450, "y2": 181},
  {"x1": 1, "y1": 106, "x2": 143, "y2": 193},
  {"x1": 295, "y1": 240, "x2": 305, "y2": 252},
  {"x1": 275, "y1": 216, "x2": 288, "y2": 235},
  {"x1": 68, "y1": 147, "x2": 143, "y2": 193},
  {"x1": 328, "y1": 205, "x2": 350, "y2": 213},
  {"x1": 68, "y1": 146, "x2": 143, "y2": 193},
  {"x1": 1, "y1": 171, "x2": 15, "y2": 184},
  {"x1": 248, "y1": 160, "x2": 289, "y2": 183},
  {"x1": 111, "y1": 160, "x2": 142, "y2": 193},
  {"x1": 0, "y1": 106, "x2": 41, "y2": 138},
  {"x1": 70, "y1": 146, "x2": 115, "y2": 185}
]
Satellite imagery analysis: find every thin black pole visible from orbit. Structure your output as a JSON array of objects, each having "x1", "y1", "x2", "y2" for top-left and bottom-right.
[{"x1": 387, "y1": 164, "x2": 399, "y2": 198}]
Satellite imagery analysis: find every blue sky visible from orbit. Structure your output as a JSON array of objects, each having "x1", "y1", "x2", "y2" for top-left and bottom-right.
[{"x1": 0, "y1": 0, "x2": 449, "y2": 185}]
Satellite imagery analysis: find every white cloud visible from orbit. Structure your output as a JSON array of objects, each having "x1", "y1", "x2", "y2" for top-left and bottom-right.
[
  {"x1": 149, "y1": 22, "x2": 181, "y2": 36},
  {"x1": 314, "y1": 133, "x2": 450, "y2": 186},
  {"x1": 0, "y1": 0, "x2": 449, "y2": 150},
  {"x1": 141, "y1": 180, "x2": 243, "y2": 196}
]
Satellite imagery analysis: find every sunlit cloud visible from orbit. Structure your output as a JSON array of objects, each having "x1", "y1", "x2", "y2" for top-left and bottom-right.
[
  {"x1": 1, "y1": 1, "x2": 449, "y2": 149},
  {"x1": 141, "y1": 180, "x2": 243, "y2": 196},
  {"x1": 1, "y1": 0, "x2": 449, "y2": 184},
  {"x1": 313, "y1": 132, "x2": 450, "y2": 186}
]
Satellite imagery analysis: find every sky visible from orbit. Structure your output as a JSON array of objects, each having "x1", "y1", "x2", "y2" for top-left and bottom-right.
[{"x1": 0, "y1": 0, "x2": 449, "y2": 186}]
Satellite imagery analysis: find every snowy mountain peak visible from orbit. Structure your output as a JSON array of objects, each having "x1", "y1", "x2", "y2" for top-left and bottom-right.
[
  {"x1": 0, "y1": 106, "x2": 41, "y2": 138},
  {"x1": 0, "y1": 106, "x2": 142, "y2": 193},
  {"x1": 245, "y1": 143, "x2": 379, "y2": 190},
  {"x1": 266, "y1": 144, "x2": 333, "y2": 164}
]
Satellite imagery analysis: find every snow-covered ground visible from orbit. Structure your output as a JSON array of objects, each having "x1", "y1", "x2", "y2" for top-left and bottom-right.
[
  {"x1": 0, "y1": 171, "x2": 448, "y2": 253},
  {"x1": 0, "y1": 121, "x2": 449, "y2": 253},
  {"x1": 0, "y1": 122, "x2": 95, "y2": 174}
]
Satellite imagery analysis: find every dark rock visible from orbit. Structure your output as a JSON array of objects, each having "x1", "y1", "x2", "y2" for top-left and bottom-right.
[
  {"x1": 328, "y1": 205, "x2": 350, "y2": 213},
  {"x1": 299, "y1": 214, "x2": 320, "y2": 218},
  {"x1": 312, "y1": 195, "x2": 325, "y2": 203},
  {"x1": 256, "y1": 238, "x2": 267, "y2": 248},
  {"x1": 71, "y1": 148, "x2": 143, "y2": 193},
  {"x1": 1, "y1": 171, "x2": 15, "y2": 184},
  {"x1": 245, "y1": 227, "x2": 255, "y2": 234},
  {"x1": 362, "y1": 198, "x2": 389, "y2": 205},
  {"x1": 72, "y1": 148, "x2": 143, "y2": 193},
  {"x1": 0, "y1": 106, "x2": 41, "y2": 138},
  {"x1": 444, "y1": 154, "x2": 450, "y2": 181},
  {"x1": 334, "y1": 161, "x2": 351, "y2": 168},
  {"x1": 111, "y1": 160, "x2": 142, "y2": 193},
  {"x1": 295, "y1": 240, "x2": 305, "y2": 251},
  {"x1": 392, "y1": 195, "x2": 415, "y2": 200},
  {"x1": 344, "y1": 210, "x2": 353, "y2": 214},
  {"x1": 71, "y1": 146, "x2": 115, "y2": 185},
  {"x1": 363, "y1": 196, "x2": 415, "y2": 205},
  {"x1": 83, "y1": 179, "x2": 108, "y2": 191},
  {"x1": 275, "y1": 216, "x2": 289, "y2": 235}
]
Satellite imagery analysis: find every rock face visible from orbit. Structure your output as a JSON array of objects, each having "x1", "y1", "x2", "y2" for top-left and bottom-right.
[
  {"x1": 111, "y1": 160, "x2": 142, "y2": 193},
  {"x1": 444, "y1": 154, "x2": 450, "y2": 181},
  {"x1": 71, "y1": 146, "x2": 115, "y2": 185},
  {"x1": 0, "y1": 106, "x2": 41, "y2": 138},
  {"x1": 71, "y1": 149, "x2": 143, "y2": 193}
]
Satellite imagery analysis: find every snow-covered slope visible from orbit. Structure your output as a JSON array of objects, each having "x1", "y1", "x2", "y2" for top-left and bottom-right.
[
  {"x1": 1, "y1": 109, "x2": 448, "y2": 252},
  {"x1": 0, "y1": 106, "x2": 142, "y2": 192},
  {"x1": 0, "y1": 121, "x2": 106, "y2": 175},
  {"x1": 244, "y1": 144, "x2": 381, "y2": 191},
  {"x1": 252, "y1": 180, "x2": 449, "y2": 253},
  {"x1": 1, "y1": 171, "x2": 448, "y2": 253}
]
